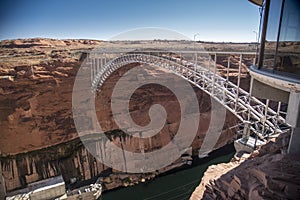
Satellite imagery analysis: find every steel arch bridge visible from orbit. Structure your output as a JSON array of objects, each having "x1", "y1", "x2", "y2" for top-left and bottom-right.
[{"x1": 87, "y1": 51, "x2": 290, "y2": 148}]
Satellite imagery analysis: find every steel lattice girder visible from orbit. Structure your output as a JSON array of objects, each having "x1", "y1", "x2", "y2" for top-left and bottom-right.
[{"x1": 90, "y1": 53, "x2": 290, "y2": 141}]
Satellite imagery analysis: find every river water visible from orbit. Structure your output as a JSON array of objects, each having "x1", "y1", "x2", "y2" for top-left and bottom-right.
[{"x1": 101, "y1": 144, "x2": 235, "y2": 200}]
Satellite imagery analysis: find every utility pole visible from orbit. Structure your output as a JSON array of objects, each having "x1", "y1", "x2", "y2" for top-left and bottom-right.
[
  {"x1": 253, "y1": 30, "x2": 258, "y2": 42},
  {"x1": 193, "y1": 33, "x2": 200, "y2": 78}
]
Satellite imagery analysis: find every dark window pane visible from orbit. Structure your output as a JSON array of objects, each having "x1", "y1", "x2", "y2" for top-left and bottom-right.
[
  {"x1": 266, "y1": 0, "x2": 282, "y2": 41},
  {"x1": 276, "y1": 0, "x2": 300, "y2": 76},
  {"x1": 262, "y1": 0, "x2": 283, "y2": 70}
]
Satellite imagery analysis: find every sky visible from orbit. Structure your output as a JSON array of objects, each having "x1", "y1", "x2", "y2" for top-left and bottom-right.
[{"x1": 0, "y1": 0, "x2": 261, "y2": 42}]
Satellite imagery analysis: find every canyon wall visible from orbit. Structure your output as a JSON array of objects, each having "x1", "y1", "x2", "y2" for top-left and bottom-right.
[{"x1": 0, "y1": 39, "x2": 253, "y2": 192}]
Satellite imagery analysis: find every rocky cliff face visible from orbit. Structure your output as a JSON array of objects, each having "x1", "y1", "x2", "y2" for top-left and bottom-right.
[
  {"x1": 190, "y1": 132, "x2": 300, "y2": 200},
  {"x1": 0, "y1": 39, "x2": 252, "y2": 192},
  {"x1": 0, "y1": 38, "x2": 102, "y2": 154}
]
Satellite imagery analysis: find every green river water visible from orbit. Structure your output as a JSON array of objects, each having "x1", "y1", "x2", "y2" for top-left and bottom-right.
[{"x1": 101, "y1": 144, "x2": 235, "y2": 200}]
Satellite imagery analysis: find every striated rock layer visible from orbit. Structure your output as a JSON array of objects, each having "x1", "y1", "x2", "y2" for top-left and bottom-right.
[
  {"x1": 190, "y1": 132, "x2": 300, "y2": 200},
  {"x1": 0, "y1": 38, "x2": 254, "y2": 192}
]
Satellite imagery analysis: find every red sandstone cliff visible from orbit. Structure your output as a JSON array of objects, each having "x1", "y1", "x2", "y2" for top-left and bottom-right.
[
  {"x1": 190, "y1": 132, "x2": 300, "y2": 200},
  {"x1": 0, "y1": 38, "x2": 253, "y2": 192},
  {"x1": 0, "y1": 38, "x2": 102, "y2": 154}
]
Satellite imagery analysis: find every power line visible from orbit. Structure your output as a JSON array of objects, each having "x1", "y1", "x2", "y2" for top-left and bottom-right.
[
  {"x1": 166, "y1": 181, "x2": 200, "y2": 200},
  {"x1": 166, "y1": 190, "x2": 193, "y2": 200},
  {"x1": 143, "y1": 179, "x2": 200, "y2": 200}
]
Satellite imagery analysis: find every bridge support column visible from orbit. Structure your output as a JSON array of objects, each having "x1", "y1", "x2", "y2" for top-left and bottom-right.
[
  {"x1": 287, "y1": 90, "x2": 300, "y2": 154},
  {"x1": 234, "y1": 121, "x2": 254, "y2": 155},
  {"x1": 234, "y1": 121, "x2": 256, "y2": 156},
  {"x1": 242, "y1": 121, "x2": 251, "y2": 141}
]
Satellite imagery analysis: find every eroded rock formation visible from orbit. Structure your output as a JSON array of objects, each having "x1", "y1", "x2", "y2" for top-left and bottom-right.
[
  {"x1": 190, "y1": 132, "x2": 300, "y2": 200},
  {"x1": 0, "y1": 39, "x2": 253, "y2": 192}
]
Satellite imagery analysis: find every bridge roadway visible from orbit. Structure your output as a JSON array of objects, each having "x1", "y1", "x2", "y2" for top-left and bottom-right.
[{"x1": 87, "y1": 51, "x2": 290, "y2": 149}]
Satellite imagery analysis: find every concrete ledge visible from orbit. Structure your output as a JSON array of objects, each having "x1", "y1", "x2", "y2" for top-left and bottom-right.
[
  {"x1": 249, "y1": 65, "x2": 300, "y2": 92},
  {"x1": 234, "y1": 137, "x2": 265, "y2": 154}
]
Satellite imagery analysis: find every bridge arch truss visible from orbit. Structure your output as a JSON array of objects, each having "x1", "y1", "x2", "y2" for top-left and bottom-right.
[{"x1": 87, "y1": 50, "x2": 290, "y2": 147}]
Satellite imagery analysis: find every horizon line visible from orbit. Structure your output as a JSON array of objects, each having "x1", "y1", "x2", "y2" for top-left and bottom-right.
[{"x1": 0, "y1": 37, "x2": 259, "y2": 44}]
